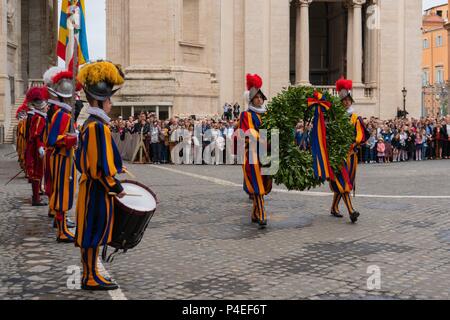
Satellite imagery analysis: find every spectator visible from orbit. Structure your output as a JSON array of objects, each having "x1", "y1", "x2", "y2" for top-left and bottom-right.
[{"x1": 377, "y1": 138, "x2": 386, "y2": 163}]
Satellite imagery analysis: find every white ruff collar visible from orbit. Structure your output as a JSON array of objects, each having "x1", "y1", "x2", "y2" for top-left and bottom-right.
[
  {"x1": 34, "y1": 110, "x2": 47, "y2": 118},
  {"x1": 347, "y1": 107, "x2": 355, "y2": 115},
  {"x1": 48, "y1": 99, "x2": 72, "y2": 112},
  {"x1": 87, "y1": 106, "x2": 111, "y2": 124},
  {"x1": 248, "y1": 104, "x2": 267, "y2": 114}
]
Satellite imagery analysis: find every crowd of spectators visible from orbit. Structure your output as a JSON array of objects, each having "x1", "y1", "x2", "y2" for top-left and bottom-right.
[
  {"x1": 295, "y1": 116, "x2": 450, "y2": 163},
  {"x1": 110, "y1": 111, "x2": 450, "y2": 165},
  {"x1": 109, "y1": 111, "x2": 239, "y2": 164}
]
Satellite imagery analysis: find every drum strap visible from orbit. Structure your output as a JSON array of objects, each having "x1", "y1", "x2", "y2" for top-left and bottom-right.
[{"x1": 102, "y1": 245, "x2": 127, "y2": 263}]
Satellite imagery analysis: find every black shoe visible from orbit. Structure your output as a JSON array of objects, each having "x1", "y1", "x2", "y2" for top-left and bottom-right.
[
  {"x1": 350, "y1": 211, "x2": 360, "y2": 224},
  {"x1": 32, "y1": 201, "x2": 48, "y2": 207},
  {"x1": 48, "y1": 210, "x2": 55, "y2": 218},
  {"x1": 331, "y1": 211, "x2": 344, "y2": 218},
  {"x1": 258, "y1": 220, "x2": 267, "y2": 229},
  {"x1": 251, "y1": 217, "x2": 258, "y2": 223},
  {"x1": 56, "y1": 237, "x2": 75, "y2": 244},
  {"x1": 81, "y1": 282, "x2": 119, "y2": 291}
]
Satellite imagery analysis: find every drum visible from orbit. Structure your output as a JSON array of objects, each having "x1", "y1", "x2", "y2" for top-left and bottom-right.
[{"x1": 109, "y1": 180, "x2": 158, "y2": 251}]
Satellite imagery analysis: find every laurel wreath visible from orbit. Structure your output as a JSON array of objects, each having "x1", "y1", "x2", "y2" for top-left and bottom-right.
[{"x1": 262, "y1": 86, "x2": 355, "y2": 191}]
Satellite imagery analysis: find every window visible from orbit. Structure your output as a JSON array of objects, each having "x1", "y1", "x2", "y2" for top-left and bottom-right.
[
  {"x1": 423, "y1": 39, "x2": 429, "y2": 49},
  {"x1": 437, "y1": 10, "x2": 443, "y2": 17},
  {"x1": 182, "y1": 0, "x2": 200, "y2": 43},
  {"x1": 436, "y1": 35, "x2": 443, "y2": 47},
  {"x1": 435, "y1": 67, "x2": 444, "y2": 84},
  {"x1": 423, "y1": 70, "x2": 429, "y2": 86}
]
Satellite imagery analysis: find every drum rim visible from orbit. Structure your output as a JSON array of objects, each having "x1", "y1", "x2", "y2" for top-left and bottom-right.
[{"x1": 115, "y1": 179, "x2": 159, "y2": 215}]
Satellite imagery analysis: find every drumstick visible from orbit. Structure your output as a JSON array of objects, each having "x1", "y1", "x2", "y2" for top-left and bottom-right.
[
  {"x1": 122, "y1": 168, "x2": 136, "y2": 179},
  {"x1": 108, "y1": 192, "x2": 142, "y2": 197}
]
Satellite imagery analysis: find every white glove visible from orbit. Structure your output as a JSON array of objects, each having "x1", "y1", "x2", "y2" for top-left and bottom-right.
[{"x1": 38, "y1": 147, "x2": 45, "y2": 159}]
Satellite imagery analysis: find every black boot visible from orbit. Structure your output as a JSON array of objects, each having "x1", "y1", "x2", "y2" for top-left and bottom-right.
[
  {"x1": 331, "y1": 211, "x2": 344, "y2": 218},
  {"x1": 258, "y1": 220, "x2": 267, "y2": 229},
  {"x1": 81, "y1": 282, "x2": 119, "y2": 291},
  {"x1": 350, "y1": 211, "x2": 360, "y2": 224},
  {"x1": 32, "y1": 200, "x2": 48, "y2": 207}
]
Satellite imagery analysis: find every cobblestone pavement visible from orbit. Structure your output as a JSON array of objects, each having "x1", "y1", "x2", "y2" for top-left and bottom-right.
[{"x1": 1, "y1": 144, "x2": 450, "y2": 300}]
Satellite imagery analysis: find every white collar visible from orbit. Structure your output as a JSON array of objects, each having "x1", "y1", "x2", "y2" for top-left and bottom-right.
[
  {"x1": 34, "y1": 110, "x2": 47, "y2": 118},
  {"x1": 48, "y1": 99, "x2": 72, "y2": 112},
  {"x1": 87, "y1": 106, "x2": 111, "y2": 124},
  {"x1": 27, "y1": 109, "x2": 35, "y2": 115},
  {"x1": 347, "y1": 107, "x2": 355, "y2": 115},
  {"x1": 248, "y1": 104, "x2": 267, "y2": 114}
]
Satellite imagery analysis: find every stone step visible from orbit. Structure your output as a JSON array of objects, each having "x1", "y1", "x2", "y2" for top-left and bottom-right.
[{"x1": 3, "y1": 98, "x2": 25, "y2": 144}]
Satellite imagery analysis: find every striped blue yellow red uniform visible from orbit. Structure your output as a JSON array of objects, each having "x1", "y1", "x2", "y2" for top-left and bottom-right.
[
  {"x1": 28, "y1": 112, "x2": 47, "y2": 204},
  {"x1": 238, "y1": 110, "x2": 272, "y2": 223},
  {"x1": 48, "y1": 108, "x2": 77, "y2": 212},
  {"x1": 329, "y1": 113, "x2": 368, "y2": 214},
  {"x1": 75, "y1": 115, "x2": 124, "y2": 288},
  {"x1": 16, "y1": 119, "x2": 27, "y2": 170},
  {"x1": 43, "y1": 104, "x2": 60, "y2": 204},
  {"x1": 47, "y1": 107, "x2": 77, "y2": 241}
]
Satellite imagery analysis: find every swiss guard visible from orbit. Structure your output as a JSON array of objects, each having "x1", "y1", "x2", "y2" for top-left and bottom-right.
[
  {"x1": 43, "y1": 66, "x2": 65, "y2": 219},
  {"x1": 329, "y1": 78, "x2": 368, "y2": 223},
  {"x1": 16, "y1": 99, "x2": 30, "y2": 172},
  {"x1": 47, "y1": 70, "x2": 79, "y2": 243},
  {"x1": 75, "y1": 60, "x2": 126, "y2": 291},
  {"x1": 26, "y1": 87, "x2": 49, "y2": 207},
  {"x1": 24, "y1": 99, "x2": 36, "y2": 182},
  {"x1": 238, "y1": 74, "x2": 272, "y2": 229}
]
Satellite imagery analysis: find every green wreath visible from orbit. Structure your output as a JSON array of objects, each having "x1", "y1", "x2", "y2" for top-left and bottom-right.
[{"x1": 261, "y1": 86, "x2": 355, "y2": 191}]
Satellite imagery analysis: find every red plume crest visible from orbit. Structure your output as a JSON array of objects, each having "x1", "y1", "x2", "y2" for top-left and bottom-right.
[
  {"x1": 26, "y1": 87, "x2": 46, "y2": 102},
  {"x1": 336, "y1": 77, "x2": 353, "y2": 92},
  {"x1": 246, "y1": 74, "x2": 263, "y2": 91},
  {"x1": 52, "y1": 71, "x2": 74, "y2": 85}
]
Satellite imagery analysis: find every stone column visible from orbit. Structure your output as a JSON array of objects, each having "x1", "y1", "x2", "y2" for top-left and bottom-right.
[
  {"x1": 352, "y1": 0, "x2": 365, "y2": 85},
  {"x1": 0, "y1": 0, "x2": 8, "y2": 123},
  {"x1": 295, "y1": 0, "x2": 312, "y2": 86},
  {"x1": 346, "y1": 1, "x2": 353, "y2": 79},
  {"x1": 368, "y1": 0, "x2": 378, "y2": 86}
]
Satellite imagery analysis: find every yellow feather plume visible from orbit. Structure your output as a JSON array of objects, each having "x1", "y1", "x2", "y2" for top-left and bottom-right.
[{"x1": 78, "y1": 61, "x2": 125, "y2": 87}]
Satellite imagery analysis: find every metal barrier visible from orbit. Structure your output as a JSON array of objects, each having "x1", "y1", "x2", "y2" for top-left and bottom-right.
[{"x1": 0, "y1": 125, "x2": 4, "y2": 144}]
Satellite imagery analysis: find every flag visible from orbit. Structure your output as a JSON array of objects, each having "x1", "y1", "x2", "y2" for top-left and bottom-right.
[{"x1": 57, "y1": 0, "x2": 89, "y2": 66}]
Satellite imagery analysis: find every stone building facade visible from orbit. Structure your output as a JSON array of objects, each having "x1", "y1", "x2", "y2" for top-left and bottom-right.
[
  {"x1": 0, "y1": 0, "x2": 58, "y2": 143},
  {"x1": 107, "y1": 0, "x2": 422, "y2": 120}
]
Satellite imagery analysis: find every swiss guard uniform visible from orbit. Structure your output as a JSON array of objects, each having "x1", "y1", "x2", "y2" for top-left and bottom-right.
[
  {"x1": 25, "y1": 87, "x2": 49, "y2": 207},
  {"x1": 16, "y1": 101, "x2": 29, "y2": 172},
  {"x1": 329, "y1": 78, "x2": 368, "y2": 223},
  {"x1": 75, "y1": 61, "x2": 125, "y2": 291},
  {"x1": 42, "y1": 67, "x2": 65, "y2": 217},
  {"x1": 24, "y1": 107, "x2": 36, "y2": 182},
  {"x1": 238, "y1": 74, "x2": 272, "y2": 229},
  {"x1": 47, "y1": 71, "x2": 79, "y2": 243}
]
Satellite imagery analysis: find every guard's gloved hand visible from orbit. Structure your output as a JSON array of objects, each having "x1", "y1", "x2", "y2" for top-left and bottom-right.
[{"x1": 38, "y1": 147, "x2": 45, "y2": 159}]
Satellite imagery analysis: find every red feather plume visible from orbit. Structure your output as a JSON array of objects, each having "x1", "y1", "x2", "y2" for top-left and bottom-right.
[
  {"x1": 41, "y1": 86, "x2": 49, "y2": 100},
  {"x1": 52, "y1": 71, "x2": 74, "y2": 85},
  {"x1": 336, "y1": 77, "x2": 353, "y2": 92},
  {"x1": 52, "y1": 70, "x2": 82, "y2": 92},
  {"x1": 26, "y1": 87, "x2": 46, "y2": 102},
  {"x1": 246, "y1": 74, "x2": 263, "y2": 91},
  {"x1": 16, "y1": 98, "x2": 29, "y2": 119}
]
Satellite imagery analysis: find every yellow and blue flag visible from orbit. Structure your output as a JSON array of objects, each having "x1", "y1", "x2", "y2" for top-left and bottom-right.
[{"x1": 57, "y1": 0, "x2": 89, "y2": 65}]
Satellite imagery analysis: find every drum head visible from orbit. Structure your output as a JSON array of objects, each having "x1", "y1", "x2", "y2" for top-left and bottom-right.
[{"x1": 118, "y1": 182, "x2": 157, "y2": 212}]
